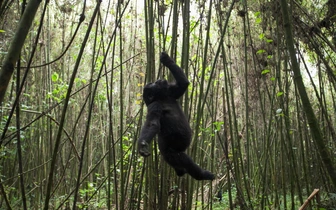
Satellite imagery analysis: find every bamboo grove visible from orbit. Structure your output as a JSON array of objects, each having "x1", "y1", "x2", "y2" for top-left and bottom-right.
[{"x1": 0, "y1": 0, "x2": 335, "y2": 209}]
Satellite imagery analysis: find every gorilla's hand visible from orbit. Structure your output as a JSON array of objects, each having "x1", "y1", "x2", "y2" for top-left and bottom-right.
[
  {"x1": 160, "y1": 52, "x2": 174, "y2": 66},
  {"x1": 138, "y1": 140, "x2": 151, "y2": 157}
]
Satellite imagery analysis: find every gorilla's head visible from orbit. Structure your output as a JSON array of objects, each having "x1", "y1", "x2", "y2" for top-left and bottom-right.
[{"x1": 143, "y1": 79, "x2": 169, "y2": 105}]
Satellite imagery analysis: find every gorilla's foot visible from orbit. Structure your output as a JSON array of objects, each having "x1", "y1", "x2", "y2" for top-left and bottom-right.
[
  {"x1": 191, "y1": 170, "x2": 215, "y2": 181},
  {"x1": 200, "y1": 170, "x2": 215, "y2": 181}
]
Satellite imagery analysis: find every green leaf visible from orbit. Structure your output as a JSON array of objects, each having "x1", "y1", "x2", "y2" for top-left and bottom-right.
[
  {"x1": 266, "y1": 39, "x2": 273, "y2": 43},
  {"x1": 257, "y1": 49, "x2": 266, "y2": 54},
  {"x1": 256, "y1": 18, "x2": 262, "y2": 24},
  {"x1": 254, "y1": 11, "x2": 261, "y2": 17},
  {"x1": 213, "y1": 121, "x2": 224, "y2": 131},
  {"x1": 259, "y1": 33, "x2": 265, "y2": 39},
  {"x1": 270, "y1": 77, "x2": 275, "y2": 81},
  {"x1": 51, "y1": 72, "x2": 59, "y2": 82},
  {"x1": 0, "y1": 29, "x2": 5, "y2": 33},
  {"x1": 277, "y1": 91, "x2": 284, "y2": 97},
  {"x1": 261, "y1": 69, "x2": 270, "y2": 75}
]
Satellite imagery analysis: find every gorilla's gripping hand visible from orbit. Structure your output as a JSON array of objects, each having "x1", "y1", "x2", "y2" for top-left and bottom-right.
[
  {"x1": 160, "y1": 51, "x2": 174, "y2": 66},
  {"x1": 138, "y1": 141, "x2": 150, "y2": 157}
]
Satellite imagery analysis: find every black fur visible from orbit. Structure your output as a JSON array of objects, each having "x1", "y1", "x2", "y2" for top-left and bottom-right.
[{"x1": 137, "y1": 52, "x2": 215, "y2": 181}]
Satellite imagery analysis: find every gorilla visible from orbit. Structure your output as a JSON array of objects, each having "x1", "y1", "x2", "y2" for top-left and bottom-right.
[{"x1": 137, "y1": 52, "x2": 214, "y2": 181}]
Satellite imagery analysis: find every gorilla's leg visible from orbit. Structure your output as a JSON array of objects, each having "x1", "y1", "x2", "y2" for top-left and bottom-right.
[
  {"x1": 162, "y1": 148, "x2": 215, "y2": 180},
  {"x1": 174, "y1": 168, "x2": 187, "y2": 177}
]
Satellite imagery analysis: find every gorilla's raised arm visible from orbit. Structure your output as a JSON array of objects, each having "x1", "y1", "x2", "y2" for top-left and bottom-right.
[{"x1": 160, "y1": 52, "x2": 190, "y2": 99}]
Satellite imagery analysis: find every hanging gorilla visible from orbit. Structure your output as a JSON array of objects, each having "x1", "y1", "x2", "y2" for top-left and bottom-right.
[{"x1": 137, "y1": 52, "x2": 215, "y2": 181}]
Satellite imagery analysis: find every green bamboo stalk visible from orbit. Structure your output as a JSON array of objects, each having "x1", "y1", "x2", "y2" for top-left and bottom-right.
[
  {"x1": 109, "y1": 17, "x2": 119, "y2": 210},
  {"x1": 143, "y1": 0, "x2": 157, "y2": 209},
  {"x1": 169, "y1": 0, "x2": 179, "y2": 58},
  {"x1": 189, "y1": 1, "x2": 213, "y2": 209},
  {"x1": 15, "y1": 1, "x2": 28, "y2": 208},
  {"x1": 71, "y1": 11, "x2": 103, "y2": 208},
  {"x1": 118, "y1": 6, "x2": 125, "y2": 210},
  {"x1": 241, "y1": 2, "x2": 253, "y2": 207},
  {"x1": 16, "y1": 61, "x2": 27, "y2": 210}
]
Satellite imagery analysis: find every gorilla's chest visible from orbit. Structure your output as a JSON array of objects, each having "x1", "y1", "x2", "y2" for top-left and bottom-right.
[{"x1": 159, "y1": 103, "x2": 190, "y2": 136}]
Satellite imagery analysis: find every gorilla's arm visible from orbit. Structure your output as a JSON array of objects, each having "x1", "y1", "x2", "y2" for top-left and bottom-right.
[
  {"x1": 160, "y1": 52, "x2": 190, "y2": 99},
  {"x1": 138, "y1": 102, "x2": 162, "y2": 157}
]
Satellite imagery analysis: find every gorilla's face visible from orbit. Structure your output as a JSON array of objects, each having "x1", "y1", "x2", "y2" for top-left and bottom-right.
[{"x1": 143, "y1": 79, "x2": 169, "y2": 105}]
